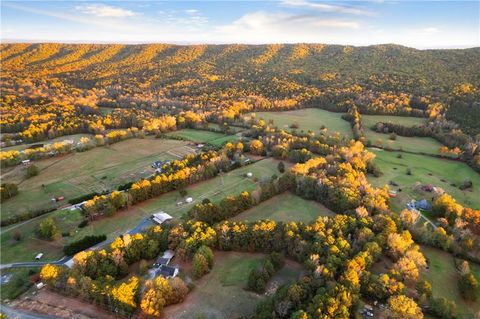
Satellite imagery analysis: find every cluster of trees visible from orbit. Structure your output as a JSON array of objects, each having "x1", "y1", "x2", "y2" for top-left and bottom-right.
[
  {"x1": 247, "y1": 252, "x2": 285, "y2": 293},
  {"x1": 192, "y1": 245, "x2": 214, "y2": 279},
  {"x1": 0, "y1": 182, "x2": 18, "y2": 202}
]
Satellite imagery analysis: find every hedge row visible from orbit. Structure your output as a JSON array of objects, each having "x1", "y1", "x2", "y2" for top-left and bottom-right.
[
  {"x1": 63, "y1": 234, "x2": 107, "y2": 256},
  {"x1": 0, "y1": 207, "x2": 56, "y2": 227}
]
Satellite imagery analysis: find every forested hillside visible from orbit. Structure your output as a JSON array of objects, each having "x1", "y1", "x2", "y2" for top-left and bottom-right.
[{"x1": 1, "y1": 43, "x2": 479, "y2": 142}]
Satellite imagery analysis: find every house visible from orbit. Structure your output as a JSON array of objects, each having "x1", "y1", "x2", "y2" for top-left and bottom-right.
[
  {"x1": 152, "y1": 212, "x2": 173, "y2": 225},
  {"x1": 156, "y1": 264, "x2": 179, "y2": 278},
  {"x1": 154, "y1": 250, "x2": 175, "y2": 267},
  {"x1": 415, "y1": 199, "x2": 432, "y2": 211}
]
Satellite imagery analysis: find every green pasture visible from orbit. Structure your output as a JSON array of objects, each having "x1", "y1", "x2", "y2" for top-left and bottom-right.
[
  {"x1": 421, "y1": 246, "x2": 480, "y2": 319},
  {"x1": 247, "y1": 108, "x2": 352, "y2": 137},
  {"x1": 368, "y1": 150, "x2": 480, "y2": 211},
  {"x1": 231, "y1": 192, "x2": 335, "y2": 223}
]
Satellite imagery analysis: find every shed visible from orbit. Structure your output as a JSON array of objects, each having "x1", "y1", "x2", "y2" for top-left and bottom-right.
[
  {"x1": 35, "y1": 253, "x2": 44, "y2": 260},
  {"x1": 152, "y1": 212, "x2": 173, "y2": 225},
  {"x1": 21, "y1": 159, "x2": 31, "y2": 165},
  {"x1": 246, "y1": 172, "x2": 253, "y2": 178},
  {"x1": 185, "y1": 197, "x2": 193, "y2": 203}
]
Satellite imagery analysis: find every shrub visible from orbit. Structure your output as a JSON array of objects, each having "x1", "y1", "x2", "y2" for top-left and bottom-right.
[
  {"x1": 459, "y1": 272, "x2": 478, "y2": 301},
  {"x1": 0, "y1": 183, "x2": 19, "y2": 202},
  {"x1": 37, "y1": 217, "x2": 61, "y2": 241},
  {"x1": 63, "y1": 234, "x2": 107, "y2": 256},
  {"x1": 427, "y1": 297, "x2": 456, "y2": 319},
  {"x1": 78, "y1": 220, "x2": 89, "y2": 228},
  {"x1": 192, "y1": 253, "x2": 209, "y2": 279},
  {"x1": 26, "y1": 165, "x2": 39, "y2": 178},
  {"x1": 277, "y1": 161, "x2": 285, "y2": 173},
  {"x1": 267, "y1": 252, "x2": 285, "y2": 271}
]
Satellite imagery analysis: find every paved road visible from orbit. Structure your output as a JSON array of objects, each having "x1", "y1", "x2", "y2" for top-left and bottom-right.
[{"x1": 1, "y1": 304, "x2": 58, "y2": 319}]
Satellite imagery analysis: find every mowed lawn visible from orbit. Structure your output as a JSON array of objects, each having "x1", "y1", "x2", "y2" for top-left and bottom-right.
[
  {"x1": 368, "y1": 150, "x2": 480, "y2": 210},
  {"x1": 0, "y1": 138, "x2": 192, "y2": 220},
  {"x1": 247, "y1": 108, "x2": 352, "y2": 137},
  {"x1": 362, "y1": 115, "x2": 446, "y2": 155},
  {"x1": 0, "y1": 158, "x2": 281, "y2": 263},
  {"x1": 231, "y1": 192, "x2": 335, "y2": 223},
  {"x1": 421, "y1": 246, "x2": 480, "y2": 319},
  {"x1": 163, "y1": 251, "x2": 302, "y2": 319}
]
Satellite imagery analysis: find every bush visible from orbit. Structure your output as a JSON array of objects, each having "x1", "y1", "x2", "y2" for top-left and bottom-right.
[
  {"x1": 459, "y1": 272, "x2": 478, "y2": 301},
  {"x1": 267, "y1": 252, "x2": 285, "y2": 271},
  {"x1": 277, "y1": 161, "x2": 285, "y2": 173},
  {"x1": 63, "y1": 234, "x2": 107, "y2": 256},
  {"x1": 192, "y1": 253, "x2": 209, "y2": 279},
  {"x1": 26, "y1": 165, "x2": 39, "y2": 178},
  {"x1": 427, "y1": 297, "x2": 456, "y2": 319},
  {"x1": 0, "y1": 207, "x2": 56, "y2": 227},
  {"x1": 78, "y1": 220, "x2": 89, "y2": 228},
  {"x1": 0, "y1": 183, "x2": 19, "y2": 202}
]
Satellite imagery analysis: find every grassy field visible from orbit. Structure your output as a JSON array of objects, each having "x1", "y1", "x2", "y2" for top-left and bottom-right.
[
  {"x1": 421, "y1": 246, "x2": 480, "y2": 319},
  {"x1": 165, "y1": 129, "x2": 226, "y2": 143},
  {"x1": 362, "y1": 115, "x2": 446, "y2": 155},
  {"x1": 0, "y1": 138, "x2": 193, "y2": 219},
  {"x1": 362, "y1": 115, "x2": 426, "y2": 128},
  {"x1": 246, "y1": 108, "x2": 352, "y2": 137},
  {"x1": 0, "y1": 158, "x2": 281, "y2": 263},
  {"x1": 368, "y1": 150, "x2": 480, "y2": 211},
  {"x1": 231, "y1": 192, "x2": 335, "y2": 223},
  {"x1": 164, "y1": 251, "x2": 302, "y2": 319}
]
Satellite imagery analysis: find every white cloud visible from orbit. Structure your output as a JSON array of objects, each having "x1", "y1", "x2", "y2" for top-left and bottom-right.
[
  {"x1": 281, "y1": 0, "x2": 375, "y2": 16},
  {"x1": 214, "y1": 11, "x2": 360, "y2": 43},
  {"x1": 76, "y1": 4, "x2": 136, "y2": 18},
  {"x1": 422, "y1": 27, "x2": 439, "y2": 34},
  {"x1": 185, "y1": 9, "x2": 199, "y2": 15}
]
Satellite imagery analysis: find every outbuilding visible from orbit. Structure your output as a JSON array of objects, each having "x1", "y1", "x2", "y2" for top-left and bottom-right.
[
  {"x1": 185, "y1": 197, "x2": 193, "y2": 203},
  {"x1": 152, "y1": 212, "x2": 173, "y2": 225},
  {"x1": 35, "y1": 253, "x2": 44, "y2": 260}
]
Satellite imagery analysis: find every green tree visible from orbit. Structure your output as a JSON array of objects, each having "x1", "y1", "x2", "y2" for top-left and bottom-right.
[
  {"x1": 26, "y1": 164, "x2": 39, "y2": 178},
  {"x1": 459, "y1": 272, "x2": 478, "y2": 301},
  {"x1": 37, "y1": 217, "x2": 60, "y2": 240},
  {"x1": 277, "y1": 161, "x2": 285, "y2": 173},
  {"x1": 192, "y1": 253, "x2": 209, "y2": 279}
]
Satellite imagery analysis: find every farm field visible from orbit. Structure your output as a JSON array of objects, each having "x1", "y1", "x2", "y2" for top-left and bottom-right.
[
  {"x1": 362, "y1": 115, "x2": 446, "y2": 155},
  {"x1": 421, "y1": 246, "x2": 480, "y2": 319},
  {"x1": 362, "y1": 114, "x2": 426, "y2": 128},
  {"x1": 0, "y1": 138, "x2": 193, "y2": 220},
  {"x1": 368, "y1": 150, "x2": 480, "y2": 211},
  {"x1": 164, "y1": 251, "x2": 302, "y2": 319},
  {"x1": 231, "y1": 192, "x2": 335, "y2": 223},
  {"x1": 246, "y1": 108, "x2": 352, "y2": 137},
  {"x1": 0, "y1": 158, "x2": 281, "y2": 263},
  {"x1": 164, "y1": 128, "x2": 238, "y2": 146}
]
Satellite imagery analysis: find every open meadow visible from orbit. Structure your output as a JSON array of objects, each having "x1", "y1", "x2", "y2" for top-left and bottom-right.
[
  {"x1": 246, "y1": 108, "x2": 352, "y2": 137},
  {"x1": 231, "y1": 192, "x2": 334, "y2": 223},
  {"x1": 421, "y1": 246, "x2": 480, "y2": 319},
  {"x1": 0, "y1": 158, "x2": 281, "y2": 263},
  {"x1": 368, "y1": 150, "x2": 480, "y2": 211},
  {"x1": 163, "y1": 251, "x2": 302, "y2": 319},
  {"x1": 362, "y1": 115, "x2": 446, "y2": 155},
  {"x1": 164, "y1": 128, "x2": 239, "y2": 146},
  {"x1": 0, "y1": 137, "x2": 193, "y2": 220}
]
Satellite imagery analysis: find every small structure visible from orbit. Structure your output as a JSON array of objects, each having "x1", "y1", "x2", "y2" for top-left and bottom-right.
[
  {"x1": 421, "y1": 184, "x2": 434, "y2": 192},
  {"x1": 388, "y1": 190, "x2": 397, "y2": 198},
  {"x1": 56, "y1": 196, "x2": 65, "y2": 202},
  {"x1": 246, "y1": 172, "x2": 253, "y2": 178},
  {"x1": 197, "y1": 143, "x2": 205, "y2": 148},
  {"x1": 244, "y1": 158, "x2": 252, "y2": 164},
  {"x1": 152, "y1": 161, "x2": 163, "y2": 169},
  {"x1": 156, "y1": 264, "x2": 179, "y2": 278},
  {"x1": 21, "y1": 159, "x2": 31, "y2": 165},
  {"x1": 152, "y1": 212, "x2": 173, "y2": 225},
  {"x1": 36, "y1": 282, "x2": 45, "y2": 289},
  {"x1": 185, "y1": 197, "x2": 193, "y2": 203},
  {"x1": 154, "y1": 250, "x2": 175, "y2": 267},
  {"x1": 415, "y1": 199, "x2": 432, "y2": 211},
  {"x1": 35, "y1": 253, "x2": 44, "y2": 260}
]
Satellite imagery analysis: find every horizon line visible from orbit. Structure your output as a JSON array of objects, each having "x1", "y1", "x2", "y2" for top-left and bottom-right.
[{"x1": 1, "y1": 39, "x2": 479, "y2": 50}]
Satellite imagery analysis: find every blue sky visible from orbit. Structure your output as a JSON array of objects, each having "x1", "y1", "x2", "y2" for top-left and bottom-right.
[{"x1": 1, "y1": 1, "x2": 479, "y2": 48}]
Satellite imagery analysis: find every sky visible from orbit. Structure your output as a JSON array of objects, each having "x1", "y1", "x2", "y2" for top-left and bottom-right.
[{"x1": 1, "y1": 1, "x2": 479, "y2": 49}]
